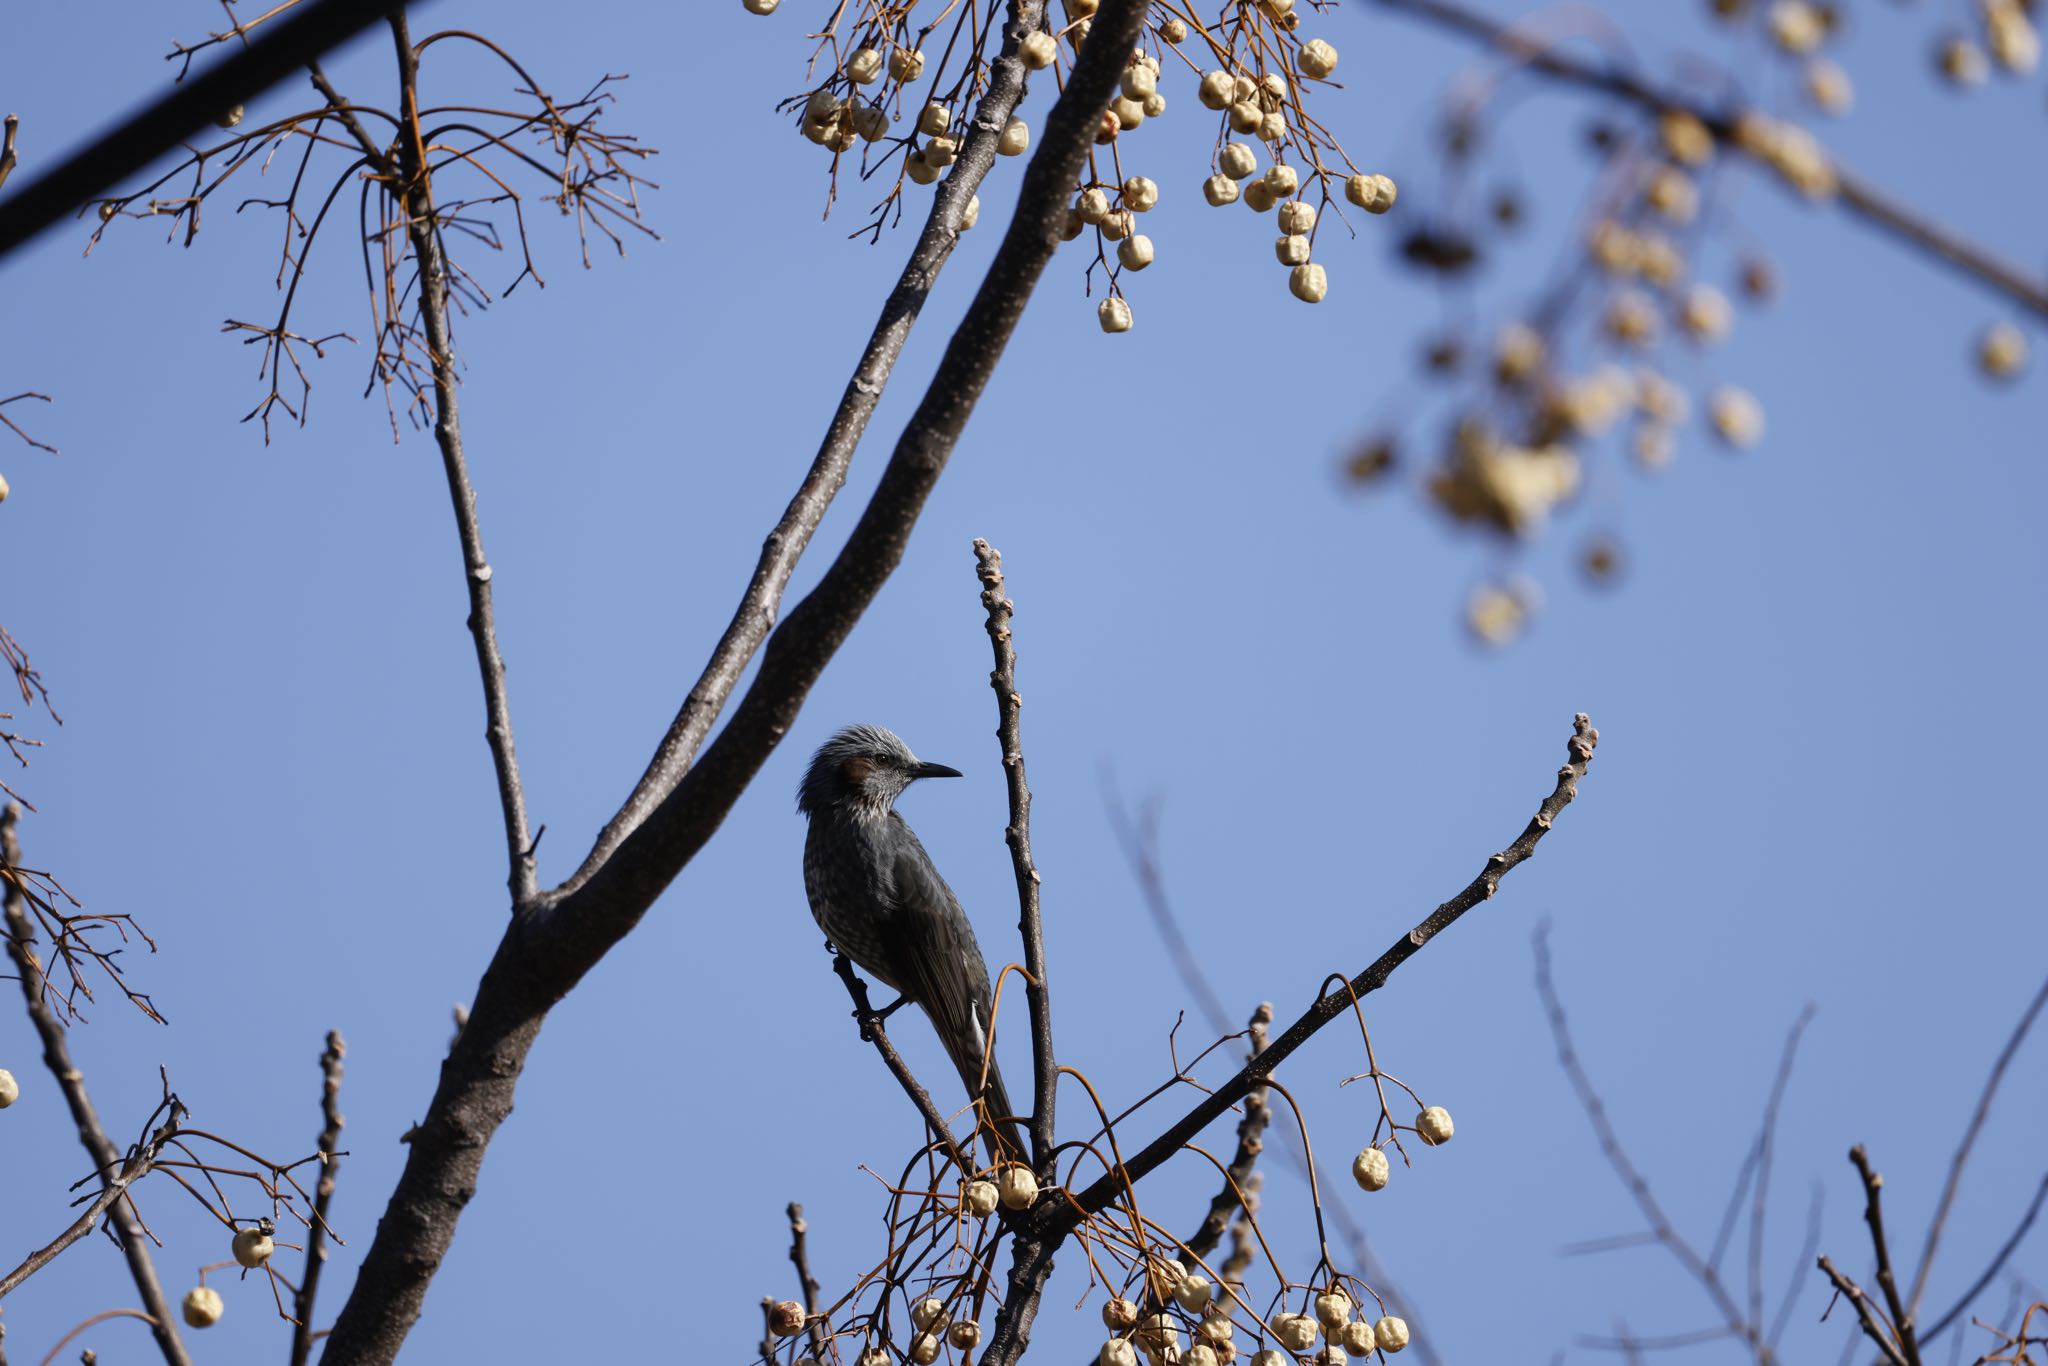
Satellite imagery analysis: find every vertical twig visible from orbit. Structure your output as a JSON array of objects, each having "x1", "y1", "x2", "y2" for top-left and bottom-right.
[
  {"x1": 973, "y1": 539, "x2": 1055, "y2": 1173},
  {"x1": 290, "y1": 1030, "x2": 348, "y2": 1366},
  {"x1": 0, "y1": 806, "x2": 191, "y2": 1366},
  {"x1": 787, "y1": 1202, "x2": 831, "y2": 1362},
  {"x1": 387, "y1": 11, "x2": 537, "y2": 907},
  {"x1": 1850, "y1": 1146, "x2": 1923, "y2": 1366}
]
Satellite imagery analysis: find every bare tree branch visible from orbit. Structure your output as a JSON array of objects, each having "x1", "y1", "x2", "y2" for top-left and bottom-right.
[
  {"x1": 383, "y1": 12, "x2": 538, "y2": 906},
  {"x1": 1907, "y1": 970, "x2": 2048, "y2": 1317},
  {"x1": 0, "y1": 805, "x2": 190, "y2": 1366},
  {"x1": 973, "y1": 538, "x2": 1055, "y2": 1171},
  {"x1": 0, "y1": 0, "x2": 413, "y2": 258},
  {"x1": 1923, "y1": 1172, "x2": 2048, "y2": 1344},
  {"x1": 290, "y1": 1030, "x2": 348, "y2": 1366}
]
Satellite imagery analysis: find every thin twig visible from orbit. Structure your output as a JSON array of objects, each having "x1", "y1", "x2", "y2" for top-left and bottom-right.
[
  {"x1": 290, "y1": 1030, "x2": 348, "y2": 1366},
  {"x1": 973, "y1": 538, "x2": 1054, "y2": 1172},
  {"x1": 1923, "y1": 1172, "x2": 2048, "y2": 1344},
  {"x1": 0, "y1": 805, "x2": 191, "y2": 1366},
  {"x1": 1908, "y1": 970, "x2": 2048, "y2": 1317},
  {"x1": 1850, "y1": 1145, "x2": 1923, "y2": 1366},
  {"x1": 786, "y1": 1202, "x2": 831, "y2": 1362},
  {"x1": 1536, "y1": 916, "x2": 1766, "y2": 1363},
  {"x1": 387, "y1": 12, "x2": 536, "y2": 906},
  {"x1": 1818, "y1": 1254, "x2": 1909, "y2": 1366}
]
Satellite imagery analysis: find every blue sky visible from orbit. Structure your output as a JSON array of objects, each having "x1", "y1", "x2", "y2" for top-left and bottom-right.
[{"x1": 1, "y1": 1, "x2": 2043, "y2": 1362}]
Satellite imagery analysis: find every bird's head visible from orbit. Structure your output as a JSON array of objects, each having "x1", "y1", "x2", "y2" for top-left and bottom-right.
[{"x1": 798, "y1": 723, "x2": 961, "y2": 820}]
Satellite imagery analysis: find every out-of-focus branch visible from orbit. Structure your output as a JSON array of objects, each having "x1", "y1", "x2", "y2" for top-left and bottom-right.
[
  {"x1": 1907, "y1": 970, "x2": 2048, "y2": 1317},
  {"x1": 1850, "y1": 1145, "x2": 1922, "y2": 1366},
  {"x1": 1923, "y1": 1171, "x2": 2048, "y2": 1343},
  {"x1": 0, "y1": 0, "x2": 414, "y2": 258},
  {"x1": 290, "y1": 1030, "x2": 348, "y2": 1366},
  {"x1": 973, "y1": 539, "x2": 1055, "y2": 1172},
  {"x1": 0, "y1": 806, "x2": 190, "y2": 1366},
  {"x1": 1373, "y1": 0, "x2": 2048, "y2": 320},
  {"x1": 318, "y1": 2, "x2": 1137, "y2": 1357},
  {"x1": 1536, "y1": 918, "x2": 1769, "y2": 1364}
]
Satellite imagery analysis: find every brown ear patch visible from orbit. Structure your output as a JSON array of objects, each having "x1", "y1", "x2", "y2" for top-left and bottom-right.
[{"x1": 842, "y1": 756, "x2": 875, "y2": 785}]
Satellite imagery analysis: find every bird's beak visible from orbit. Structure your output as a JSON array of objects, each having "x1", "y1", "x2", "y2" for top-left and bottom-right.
[{"x1": 911, "y1": 760, "x2": 963, "y2": 780}]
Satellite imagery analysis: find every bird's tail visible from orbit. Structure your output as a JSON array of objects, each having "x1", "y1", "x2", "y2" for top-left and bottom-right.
[{"x1": 947, "y1": 1036, "x2": 1029, "y2": 1167}]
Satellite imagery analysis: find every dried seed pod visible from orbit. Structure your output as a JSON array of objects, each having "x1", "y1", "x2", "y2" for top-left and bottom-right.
[
  {"x1": 1314, "y1": 1291, "x2": 1353, "y2": 1330},
  {"x1": 1262, "y1": 164, "x2": 1299, "y2": 197},
  {"x1": 1275, "y1": 234, "x2": 1310, "y2": 266},
  {"x1": 905, "y1": 150, "x2": 939, "y2": 184},
  {"x1": 1243, "y1": 179, "x2": 1277, "y2": 213},
  {"x1": 1021, "y1": 31, "x2": 1059, "y2": 68},
  {"x1": 1339, "y1": 1323, "x2": 1376, "y2": 1355},
  {"x1": 1099, "y1": 297, "x2": 1134, "y2": 333},
  {"x1": 1344, "y1": 173, "x2": 1397, "y2": 213},
  {"x1": 1979, "y1": 321, "x2": 2029, "y2": 378},
  {"x1": 1277, "y1": 200, "x2": 1315, "y2": 234},
  {"x1": 925, "y1": 135, "x2": 959, "y2": 167},
  {"x1": 1350, "y1": 1146, "x2": 1391, "y2": 1191},
  {"x1": 805, "y1": 88, "x2": 842, "y2": 122},
  {"x1": 965, "y1": 1178, "x2": 1000, "y2": 1216},
  {"x1": 770, "y1": 1301, "x2": 808, "y2": 1337},
  {"x1": 1122, "y1": 63, "x2": 1158, "y2": 100},
  {"x1": 1273, "y1": 1313, "x2": 1320, "y2": 1353},
  {"x1": 1103, "y1": 1341, "x2": 1140, "y2": 1366},
  {"x1": 891, "y1": 47, "x2": 926, "y2": 82},
  {"x1": 918, "y1": 102, "x2": 953, "y2": 136},
  {"x1": 1077, "y1": 187, "x2": 1111, "y2": 223},
  {"x1": 182, "y1": 1286, "x2": 225, "y2": 1328},
  {"x1": 1229, "y1": 100, "x2": 1263, "y2": 133},
  {"x1": 0, "y1": 1068, "x2": 17, "y2": 1107},
  {"x1": 1297, "y1": 38, "x2": 1339, "y2": 78},
  {"x1": 1118, "y1": 234, "x2": 1155, "y2": 270},
  {"x1": 1161, "y1": 17, "x2": 1188, "y2": 42},
  {"x1": 1203, "y1": 174, "x2": 1241, "y2": 207},
  {"x1": 998, "y1": 1163, "x2": 1039, "y2": 1209},
  {"x1": 851, "y1": 105, "x2": 890, "y2": 142},
  {"x1": 912, "y1": 1299, "x2": 950, "y2": 1333},
  {"x1": 1105, "y1": 1298, "x2": 1142, "y2": 1332},
  {"x1": 846, "y1": 47, "x2": 884, "y2": 84},
  {"x1": 1289, "y1": 263, "x2": 1328, "y2": 302},
  {"x1": 1219, "y1": 142, "x2": 1257, "y2": 179},
  {"x1": 1100, "y1": 210, "x2": 1134, "y2": 241},
  {"x1": 1708, "y1": 387, "x2": 1764, "y2": 447},
  {"x1": 951, "y1": 1323, "x2": 983, "y2": 1351},
  {"x1": 1199, "y1": 70, "x2": 1236, "y2": 109},
  {"x1": 1373, "y1": 1319, "x2": 1410, "y2": 1353},
  {"x1": 999, "y1": 118, "x2": 1031, "y2": 156},
  {"x1": 1123, "y1": 175, "x2": 1160, "y2": 211},
  {"x1": 910, "y1": 1335, "x2": 942, "y2": 1366},
  {"x1": 744, "y1": 0, "x2": 781, "y2": 12},
  {"x1": 1113, "y1": 97, "x2": 1147, "y2": 131},
  {"x1": 232, "y1": 1227, "x2": 274, "y2": 1269},
  {"x1": 1143, "y1": 91, "x2": 1167, "y2": 117},
  {"x1": 1175, "y1": 1275, "x2": 1213, "y2": 1313}
]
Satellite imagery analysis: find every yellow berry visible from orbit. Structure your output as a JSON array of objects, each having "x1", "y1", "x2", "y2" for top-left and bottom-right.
[{"x1": 181, "y1": 1286, "x2": 225, "y2": 1328}]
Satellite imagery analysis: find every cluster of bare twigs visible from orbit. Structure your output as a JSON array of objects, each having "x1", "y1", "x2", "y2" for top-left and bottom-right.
[
  {"x1": 1538, "y1": 917, "x2": 2048, "y2": 1366},
  {"x1": 1, "y1": 802, "x2": 351, "y2": 1362},
  {"x1": 753, "y1": 545, "x2": 1598, "y2": 1366},
  {"x1": 1335, "y1": 0, "x2": 2047, "y2": 645},
  {"x1": 770, "y1": 1, "x2": 1397, "y2": 319},
  {"x1": 83, "y1": 6, "x2": 656, "y2": 440}
]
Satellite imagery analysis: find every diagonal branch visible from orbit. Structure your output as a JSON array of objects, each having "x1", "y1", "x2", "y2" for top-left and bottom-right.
[
  {"x1": 974, "y1": 538, "x2": 1055, "y2": 1172},
  {"x1": 0, "y1": 0, "x2": 414, "y2": 258},
  {"x1": 560, "y1": 2, "x2": 1056, "y2": 897},
  {"x1": 1, "y1": 805, "x2": 190, "y2": 1366},
  {"x1": 1906, "y1": 969, "x2": 2048, "y2": 1317},
  {"x1": 1373, "y1": 0, "x2": 2048, "y2": 320},
  {"x1": 317, "y1": 4, "x2": 1139, "y2": 1360},
  {"x1": 1065, "y1": 714, "x2": 1599, "y2": 1219}
]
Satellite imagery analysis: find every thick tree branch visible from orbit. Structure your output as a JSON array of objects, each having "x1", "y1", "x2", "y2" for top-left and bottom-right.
[
  {"x1": 317, "y1": 3, "x2": 1135, "y2": 1359},
  {"x1": 973, "y1": 539, "x2": 1056, "y2": 1173},
  {"x1": 561, "y1": 4, "x2": 1055, "y2": 895},
  {"x1": 0, "y1": 806, "x2": 190, "y2": 1366},
  {"x1": 1374, "y1": 0, "x2": 2048, "y2": 320},
  {"x1": 831, "y1": 950, "x2": 974, "y2": 1175},
  {"x1": 0, "y1": 0, "x2": 412, "y2": 258}
]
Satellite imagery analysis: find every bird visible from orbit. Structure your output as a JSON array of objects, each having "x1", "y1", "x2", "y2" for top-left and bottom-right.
[{"x1": 798, "y1": 723, "x2": 1026, "y2": 1160}]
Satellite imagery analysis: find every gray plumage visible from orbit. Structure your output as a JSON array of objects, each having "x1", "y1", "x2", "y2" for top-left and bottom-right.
[{"x1": 799, "y1": 724, "x2": 1025, "y2": 1158}]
